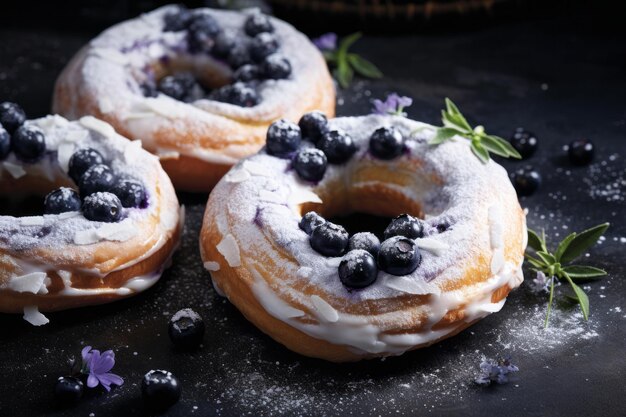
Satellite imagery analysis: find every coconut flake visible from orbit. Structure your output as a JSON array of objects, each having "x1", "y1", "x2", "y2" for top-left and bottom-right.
[
  {"x1": 415, "y1": 237, "x2": 449, "y2": 256},
  {"x1": 243, "y1": 160, "x2": 272, "y2": 177},
  {"x1": 57, "y1": 142, "x2": 76, "y2": 172},
  {"x1": 383, "y1": 275, "x2": 441, "y2": 295},
  {"x1": 203, "y1": 261, "x2": 221, "y2": 271},
  {"x1": 216, "y1": 234, "x2": 241, "y2": 267},
  {"x1": 8, "y1": 272, "x2": 48, "y2": 294},
  {"x1": 80, "y1": 116, "x2": 116, "y2": 138},
  {"x1": 96, "y1": 221, "x2": 138, "y2": 242},
  {"x1": 225, "y1": 167, "x2": 251, "y2": 183},
  {"x1": 20, "y1": 216, "x2": 45, "y2": 226},
  {"x1": 23, "y1": 306, "x2": 49, "y2": 326},
  {"x1": 2, "y1": 161, "x2": 26, "y2": 179},
  {"x1": 297, "y1": 266, "x2": 313, "y2": 278},
  {"x1": 98, "y1": 97, "x2": 115, "y2": 114},
  {"x1": 124, "y1": 139, "x2": 143, "y2": 164},
  {"x1": 74, "y1": 229, "x2": 101, "y2": 245},
  {"x1": 310, "y1": 295, "x2": 339, "y2": 323},
  {"x1": 288, "y1": 188, "x2": 322, "y2": 206}
]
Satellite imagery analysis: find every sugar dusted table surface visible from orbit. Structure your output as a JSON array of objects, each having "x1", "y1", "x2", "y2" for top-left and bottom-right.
[{"x1": 0, "y1": 10, "x2": 625, "y2": 417}]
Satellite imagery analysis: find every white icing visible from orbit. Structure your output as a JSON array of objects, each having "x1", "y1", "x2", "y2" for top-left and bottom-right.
[
  {"x1": 79, "y1": 116, "x2": 116, "y2": 138},
  {"x1": 382, "y1": 275, "x2": 441, "y2": 296},
  {"x1": 488, "y1": 205, "x2": 506, "y2": 274},
  {"x1": 23, "y1": 306, "x2": 49, "y2": 326},
  {"x1": 203, "y1": 261, "x2": 221, "y2": 271},
  {"x1": 216, "y1": 234, "x2": 241, "y2": 267}
]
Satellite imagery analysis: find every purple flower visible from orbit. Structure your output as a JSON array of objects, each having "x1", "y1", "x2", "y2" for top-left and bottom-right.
[
  {"x1": 81, "y1": 346, "x2": 124, "y2": 391},
  {"x1": 529, "y1": 271, "x2": 557, "y2": 294},
  {"x1": 475, "y1": 356, "x2": 519, "y2": 386},
  {"x1": 372, "y1": 93, "x2": 413, "y2": 116},
  {"x1": 312, "y1": 33, "x2": 337, "y2": 51}
]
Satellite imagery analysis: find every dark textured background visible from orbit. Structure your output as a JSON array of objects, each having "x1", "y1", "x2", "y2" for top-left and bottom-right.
[{"x1": 0, "y1": 3, "x2": 625, "y2": 416}]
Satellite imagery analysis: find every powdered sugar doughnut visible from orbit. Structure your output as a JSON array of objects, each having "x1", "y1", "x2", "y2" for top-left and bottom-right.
[
  {"x1": 53, "y1": 5, "x2": 335, "y2": 192},
  {"x1": 200, "y1": 114, "x2": 526, "y2": 362},
  {"x1": 0, "y1": 114, "x2": 181, "y2": 323}
]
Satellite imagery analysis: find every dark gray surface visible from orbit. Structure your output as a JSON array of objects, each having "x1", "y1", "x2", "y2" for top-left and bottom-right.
[{"x1": 0, "y1": 12, "x2": 625, "y2": 417}]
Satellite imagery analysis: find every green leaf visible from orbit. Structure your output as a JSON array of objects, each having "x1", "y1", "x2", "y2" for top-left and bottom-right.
[
  {"x1": 527, "y1": 229, "x2": 546, "y2": 252},
  {"x1": 441, "y1": 115, "x2": 471, "y2": 134},
  {"x1": 322, "y1": 51, "x2": 337, "y2": 63},
  {"x1": 562, "y1": 272, "x2": 590, "y2": 320},
  {"x1": 544, "y1": 276, "x2": 556, "y2": 327},
  {"x1": 480, "y1": 135, "x2": 512, "y2": 158},
  {"x1": 554, "y1": 232, "x2": 577, "y2": 262},
  {"x1": 470, "y1": 141, "x2": 489, "y2": 163},
  {"x1": 347, "y1": 54, "x2": 383, "y2": 79},
  {"x1": 333, "y1": 60, "x2": 353, "y2": 89},
  {"x1": 485, "y1": 135, "x2": 522, "y2": 159},
  {"x1": 430, "y1": 127, "x2": 459, "y2": 145},
  {"x1": 525, "y1": 255, "x2": 547, "y2": 269},
  {"x1": 443, "y1": 98, "x2": 473, "y2": 132},
  {"x1": 559, "y1": 223, "x2": 609, "y2": 264},
  {"x1": 536, "y1": 251, "x2": 557, "y2": 266},
  {"x1": 338, "y1": 32, "x2": 362, "y2": 54},
  {"x1": 562, "y1": 265, "x2": 607, "y2": 279}
]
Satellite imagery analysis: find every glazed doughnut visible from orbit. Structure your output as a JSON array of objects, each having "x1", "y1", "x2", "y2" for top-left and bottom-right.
[
  {"x1": 0, "y1": 112, "x2": 181, "y2": 324},
  {"x1": 53, "y1": 5, "x2": 335, "y2": 192},
  {"x1": 200, "y1": 114, "x2": 526, "y2": 362}
]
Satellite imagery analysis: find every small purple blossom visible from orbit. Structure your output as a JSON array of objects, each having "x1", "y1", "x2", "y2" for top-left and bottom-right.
[
  {"x1": 81, "y1": 346, "x2": 124, "y2": 391},
  {"x1": 312, "y1": 33, "x2": 337, "y2": 51},
  {"x1": 475, "y1": 356, "x2": 519, "y2": 386},
  {"x1": 372, "y1": 93, "x2": 413, "y2": 116},
  {"x1": 529, "y1": 271, "x2": 557, "y2": 294}
]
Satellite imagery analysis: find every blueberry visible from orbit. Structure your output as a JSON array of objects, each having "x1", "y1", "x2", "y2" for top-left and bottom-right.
[
  {"x1": 299, "y1": 211, "x2": 326, "y2": 235},
  {"x1": 211, "y1": 82, "x2": 258, "y2": 107},
  {"x1": 0, "y1": 102, "x2": 26, "y2": 133},
  {"x1": 250, "y1": 32, "x2": 279, "y2": 62},
  {"x1": 378, "y1": 236, "x2": 422, "y2": 276},
  {"x1": 140, "y1": 79, "x2": 158, "y2": 98},
  {"x1": 227, "y1": 42, "x2": 252, "y2": 69},
  {"x1": 348, "y1": 232, "x2": 381, "y2": 257},
  {"x1": 54, "y1": 376, "x2": 83, "y2": 406},
  {"x1": 266, "y1": 119, "x2": 301, "y2": 158},
  {"x1": 12, "y1": 125, "x2": 46, "y2": 163},
  {"x1": 511, "y1": 166, "x2": 541, "y2": 196},
  {"x1": 293, "y1": 148, "x2": 327, "y2": 182},
  {"x1": 142, "y1": 370, "x2": 181, "y2": 412},
  {"x1": 0, "y1": 124, "x2": 10, "y2": 160},
  {"x1": 187, "y1": 13, "x2": 222, "y2": 53},
  {"x1": 158, "y1": 73, "x2": 205, "y2": 102},
  {"x1": 163, "y1": 7, "x2": 192, "y2": 32},
  {"x1": 317, "y1": 129, "x2": 357, "y2": 164},
  {"x1": 339, "y1": 249, "x2": 378, "y2": 289},
  {"x1": 111, "y1": 178, "x2": 146, "y2": 208},
  {"x1": 310, "y1": 222, "x2": 349, "y2": 257},
  {"x1": 212, "y1": 32, "x2": 236, "y2": 58},
  {"x1": 79, "y1": 164, "x2": 115, "y2": 196},
  {"x1": 384, "y1": 214, "x2": 424, "y2": 240},
  {"x1": 298, "y1": 111, "x2": 328, "y2": 144},
  {"x1": 244, "y1": 12, "x2": 274, "y2": 37},
  {"x1": 82, "y1": 192, "x2": 123, "y2": 222},
  {"x1": 568, "y1": 139, "x2": 594, "y2": 166},
  {"x1": 44, "y1": 187, "x2": 81, "y2": 214},
  {"x1": 261, "y1": 54, "x2": 292, "y2": 79},
  {"x1": 510, "y1": 128, "x2": 537, "y2": 159},
  {"x1": 169, "y1": 308, "x2": 205, "y2": 349},
  {"x1": 68, "y1": 148, "x2": 105, "y2": 184},
  {"x1": 233, "y1": 64, "x2": 261, "y2": 82},
  {"x1": 369, "y1": 126, "x2": 404, "y2": 160}
]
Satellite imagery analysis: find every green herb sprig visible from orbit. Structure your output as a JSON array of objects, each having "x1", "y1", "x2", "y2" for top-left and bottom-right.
[
  {"x1": 430, "y1": 98, "x2": 522, "y2": 163},
  {"x1": 525, "y1": 223, "x2": 609, "y2": 326},
  {"x1": 322, "y1": 33, "x2": 383, "y2": 89}
]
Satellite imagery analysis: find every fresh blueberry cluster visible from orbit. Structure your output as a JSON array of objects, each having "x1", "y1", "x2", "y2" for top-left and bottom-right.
[
  {"x1": 0, "y1": 102, "x2": 147, "y2": 223},
  {"x1": 142, "y1": 7, "x2": 292, "y2": 108},
  {"x1": 300, "y1": 211, "x2": 426, "y2": 289},
  {"x1": 266, "y1": 113, "x2": 410, "y2": 183}
]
